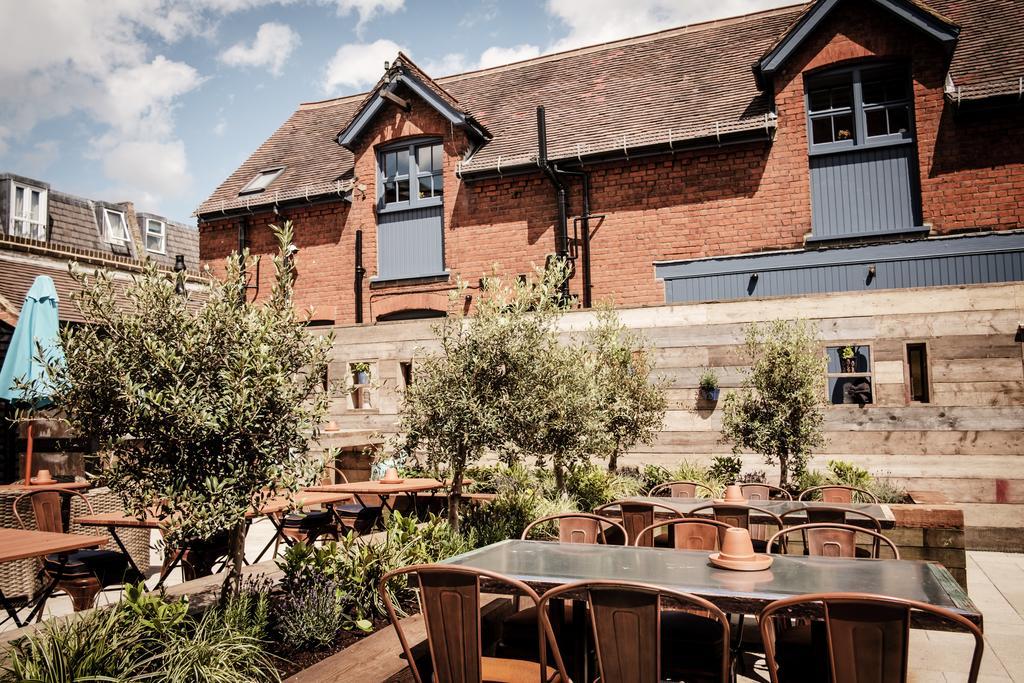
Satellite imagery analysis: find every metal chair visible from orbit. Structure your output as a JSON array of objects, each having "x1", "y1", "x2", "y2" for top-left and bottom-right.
[
  {"x1": 759, "y1": 592, "x2": 984, "y2": 683},
  {"x1": 594, "y1": 500, "x2": 683, "y2": 546},
  {"x1": 649, "y1": 480, "x2": 717, "y2": 498},
  {"x1": 14, "y1": 488, "x2": 142, "y2": 612},
  {"x1": 767, "y1": 523, "x2": 899, "y2": 560},
  {"x1": 687, "y1": 503, "x2": 784, "y2": 553},
  {"x1": 780, "y1": 505, "x2": 882, "y2": 530},
  {"x1": 522, "y1": 512, "x2": 628, "y2": 545},
  {"x1": 739, "y1": 483, "x2": 792, "y2": 501},
  {"x1": 634, "y1": 518, "x2": 732, "y2": 550},
  {"x1": 380, "y1": 564, "x2": 563, "y2": 683},
  {"x1": 539, "y1": 580, "x2": 732, "y2": 683},
  {"x1": 798, "y1": 485, "x2": 879, "y2": 504}
]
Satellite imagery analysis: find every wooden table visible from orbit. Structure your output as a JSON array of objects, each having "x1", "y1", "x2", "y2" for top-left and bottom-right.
[
  {"x1": 75, "y1": 491, "x2": 353, "y2": 587},
  {"x1": 304, "y1": 477, "x2": 444, "y2": 524},
  {"x1": 441, "y1": 540, "x2": 981, "y2": 632},
  {"x1": 0, "y1": 528, "x2": 107, "y2": 627},
  {"x1": 617, "y1": 496, "x2": 896, "y2": 529},
  {"x1": 0, "y1": 481, "x2": 92, "y2": 492}
]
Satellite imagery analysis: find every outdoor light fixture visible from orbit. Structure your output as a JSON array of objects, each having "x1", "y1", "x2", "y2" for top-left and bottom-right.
[{"x1": 173, "y1": 254, "x2": 186, "y2": 296}]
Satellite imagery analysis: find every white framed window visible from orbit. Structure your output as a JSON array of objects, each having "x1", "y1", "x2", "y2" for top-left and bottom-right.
[
  {"x1": 103, "y1": 208, "x2": 130, "y2": 243},
  {"x1": 239, "y1": 167, "x2": 284, "y2": 195},
  {"x1": 145, "y1": 218, "x2": 166, "y2": 253},
  {"x1": 9, "y1": 181, "x2": 47, "y2": 241}
]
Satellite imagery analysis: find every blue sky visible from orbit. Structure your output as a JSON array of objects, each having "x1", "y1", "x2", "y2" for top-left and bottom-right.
[{"x1": 0, "y1": 0, "x2": 791, "y2": 225}]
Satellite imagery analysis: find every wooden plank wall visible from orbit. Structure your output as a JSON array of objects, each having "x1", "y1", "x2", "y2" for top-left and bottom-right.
[{"x1": 327, "y1": 282, "x2": 1024, "y2": 504}]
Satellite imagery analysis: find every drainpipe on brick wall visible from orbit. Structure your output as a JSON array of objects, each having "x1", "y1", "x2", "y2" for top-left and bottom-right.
[
  {"x1": 237, "y1": 216, "x2": 249, "y2": 305},
  {"x1": 556, "y1": 167, "x2": 596, "y2": 308},
  {"x1": 536, "y1": 106, "x2": 571, "y2": 301},
  {"x1": 354, "y1": 228, "x2": 365, "y2": 324}
]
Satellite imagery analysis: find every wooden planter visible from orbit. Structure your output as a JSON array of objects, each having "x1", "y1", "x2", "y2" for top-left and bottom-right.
[{"x1": 884, "y1": 492, "x2": 967, "y2": 589}]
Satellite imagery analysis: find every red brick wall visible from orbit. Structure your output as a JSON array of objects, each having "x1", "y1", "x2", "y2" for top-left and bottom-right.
[{"x1": 200, "y1": 0, "x2": 1024, "y2": 318}]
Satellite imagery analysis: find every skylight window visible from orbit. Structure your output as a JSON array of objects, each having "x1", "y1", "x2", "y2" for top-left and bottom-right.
[{"x1": 239, "y1": 167, "x2": 284, "y2": 195}]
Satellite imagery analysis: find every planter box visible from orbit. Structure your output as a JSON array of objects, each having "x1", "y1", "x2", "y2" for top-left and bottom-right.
[{"x1": 885, "y1": 494, "x2": 967, "y2": 589}]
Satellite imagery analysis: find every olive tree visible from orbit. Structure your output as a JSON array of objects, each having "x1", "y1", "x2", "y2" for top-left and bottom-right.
[
  {"x1": 720, "y1": 319, "x2": 826, "y2": 486},
  {"x1": 41, "y1": 222, "x2": 331, "y2": 594},
  {"x1": 397, "y1": 262, "x2": 606, "y2": 526},
  {"x1": 587, "y1": 307, "x2": 667, "y2": 472}
]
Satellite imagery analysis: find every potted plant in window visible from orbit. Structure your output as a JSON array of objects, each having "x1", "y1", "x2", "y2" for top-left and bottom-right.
[
  {"x1": 698, "y1": 367, "x2": 720, "y2": 401},
  {"x1": 352, "y1": 362, "x2": 371, "y2": 386},
  {"x1": 840, "y1": 345, "x2": 857, "y2": 373}
]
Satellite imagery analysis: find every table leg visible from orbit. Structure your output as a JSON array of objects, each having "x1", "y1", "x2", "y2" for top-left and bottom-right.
[
  {"x1": 252, "y1": 515, "x2": 289, "y2": 563},
  {"x1": 106, "y1": 525, "x2": 146, "y2": 581},
  {"x1": 0, "y1": 587, "x2": 24, "y2": 628},
  {"x1": 154, "y1": 547, "x2": 185, "y2": 590},
  {"x1": 25, "y1": 562, "x2": 65, "y2": 624}
]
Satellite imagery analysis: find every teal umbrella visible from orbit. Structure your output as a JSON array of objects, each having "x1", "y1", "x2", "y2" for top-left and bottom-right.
[{"x1": 0, "y1": 276, "x2": 64, "y2": 483}]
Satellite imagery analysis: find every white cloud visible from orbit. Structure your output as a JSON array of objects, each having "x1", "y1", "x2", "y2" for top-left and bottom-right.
[
  {"x1": 101, "y1": 140, "x2": 192, "y2": 200},
  {"x1": 213, "y1": 119, "x2": 227, "y2": 136},
  {"x1": 546, "y1": 0, "x2": 794, "y2": 51},
  {"x1": 421, "y1": 53, "x2": 473, "y2": 78},
  {"x1": 330, "y1": 0, "x2": 404, "y2": 34},
  {"x1": 478, "y1": 44, "x2": 541, "y2": 69},
  {"x1": 220, "y1": 22, "x2": 301, "y2": 76},
  {"x1": 321, "y1": 39, "x2": 406, "y2": 94}
]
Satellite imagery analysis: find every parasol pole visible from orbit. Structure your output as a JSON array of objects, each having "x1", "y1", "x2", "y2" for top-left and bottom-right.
[{"x1": 24, "y1": 421, "x2": 33, "y2": 484}]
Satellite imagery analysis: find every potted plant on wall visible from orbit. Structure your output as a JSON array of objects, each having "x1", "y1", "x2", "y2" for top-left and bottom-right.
[
  {"x1": 840, "y1": 345, "x2": 857, "y2": 373},
  {"x1": 352, "y1": 362, "x2": 371, "y2": 386},
  {"x1": 698, "y1": 367, "x2": 720, "y2": 401}
]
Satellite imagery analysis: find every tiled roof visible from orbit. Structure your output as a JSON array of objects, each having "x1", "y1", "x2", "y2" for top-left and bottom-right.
[
  {"x1": 1, "y1": 173, "x2": 200, "y2": 271},
  {"x1": 0, "y1": 238, "x2": 207, "y2": 326},
  {"x1": 195, "y1": 0, "x2": 1024, "y2": 216}
]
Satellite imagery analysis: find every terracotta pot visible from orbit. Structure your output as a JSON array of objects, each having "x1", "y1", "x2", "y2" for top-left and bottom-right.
[{"x1": 723, "y1": 484, "x2": 745, "y2": 503}]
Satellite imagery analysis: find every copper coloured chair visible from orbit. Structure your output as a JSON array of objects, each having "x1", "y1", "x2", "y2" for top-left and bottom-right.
[
  {"x1": 767, "y1": 523, "x2": 899, "y2": 560},
  {"x1": 688, "y1": 503, "x2": 783, "y2": 553},
  {"x1": 380, "y1": 564, "x2": 562, "y2": 683},
  {"x1": 739, "y1": 483, "x2": 792, "y2": 502},
  {"x1": 759, "y1": 592, "x2": 984, "y2": 683},
  {"x1": 649, "y1": 480, "x2": 716, "y2": 498},
  {"x1": 634, "y1": 518, "x2": 732, "y2": 550},
  {"x1": 522, "y1": 512, "x2": 628, "y2": 545},
  {"x1": 539, "y1": 580, "x2": 732, "y2": 683},
  {"x1": 594, "y1": 500, "x2": 683, "y2": 546},
  {"x1": 798, "y1": 485, "x2": 879, "y2": 504},
  {"x1": 14, "y1": 488, "x2": 142, "y2": 612},
  {"x1": 779, "y1": 505, "x2": 883, "y2": 548}
]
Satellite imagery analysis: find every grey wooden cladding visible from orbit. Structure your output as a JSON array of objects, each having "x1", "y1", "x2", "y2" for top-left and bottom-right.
[
  {"x1": 327, "y1": 282, "x2": 1024, "y2": 504},
  {"x1": 375, "y1": 205, "x2": 444, "y2": 281},
  {"x1": 810, "y1": 144, "x2": 919, "y2": 239},
  {"x1": 658, "y1": 232, "x2": 1024, "y2": 304}
]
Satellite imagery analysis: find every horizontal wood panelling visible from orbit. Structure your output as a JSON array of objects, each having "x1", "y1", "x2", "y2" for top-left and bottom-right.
[{"x1": 328, "y1": 282, "x2": 1023, "y2": 503}]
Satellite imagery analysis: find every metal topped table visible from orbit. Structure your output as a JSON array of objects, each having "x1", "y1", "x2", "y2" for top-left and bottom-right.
[
  {"x1": 619, "y1": 496, "x2": 896, "y2": 528},
  {"x1": 441, "y1": 540, "x2": 979, "y2": 631}
]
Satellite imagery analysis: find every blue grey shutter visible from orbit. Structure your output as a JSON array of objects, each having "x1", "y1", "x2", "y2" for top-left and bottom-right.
[
  {"x1": 377, "y1": 205, "x2": 444, "y2": 280},
  {"x1": 810, "y1": 145, "x2": 919, "y2": 238}
]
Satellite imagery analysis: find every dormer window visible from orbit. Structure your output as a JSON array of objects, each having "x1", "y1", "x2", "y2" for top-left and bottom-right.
[
  {"x1": 145, "y1": 218, "x2": 166, "y2": 253},
  {"x1": 378, "y1": 140, "x2": 443, "y2": 211},
  {"x1": 103, "y1": 208, "x2": 130, "y2": 243},
  {"x1": 239, "y1": 167, "x2": 284, "y2": 195},
  {"x1": 9, "y1": 181, "x2": 47, "y2": 241}
]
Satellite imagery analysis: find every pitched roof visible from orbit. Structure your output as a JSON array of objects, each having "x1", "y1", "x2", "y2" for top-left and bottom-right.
[{"x1": 196, "y1": 0, "x2": 1024, "y2": 217}]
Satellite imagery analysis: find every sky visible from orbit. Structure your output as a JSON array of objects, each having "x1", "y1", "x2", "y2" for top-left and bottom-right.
[{"x1": 0, "y1": 0, "x2": 795, "y2": 225}]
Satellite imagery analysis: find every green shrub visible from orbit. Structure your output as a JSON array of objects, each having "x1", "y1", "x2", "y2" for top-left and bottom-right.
[
  {"x1": 157, "y1": 605, "x2": 280, "y2": 683},
  {"x1": 737, "y1": 470, "x2": 767, "y2": 484},
  {"x1": 868, "y1": 475, "x2": 911, "y2": 504},
  {"x1": 708, "y1": 455, "x2": 743, "y2": 484},
  {"x1": 275, "y1": 576, "x2": 351, "y2": 651},
  {"x1": 565, "y1": 461, "x2": 642, "y2": 511},
  {"x1": 826, "y1": 460, "x2": 872, "y2": 489},
  {"x1": 3, "y1": 603, "x2": 148, "y2": 682},
  {"x1": 671, "y1": 460, "x2": 710, "y2": 484},
  {"x1": 637, "y1": 464, "x2": 672, "y2": 492}
]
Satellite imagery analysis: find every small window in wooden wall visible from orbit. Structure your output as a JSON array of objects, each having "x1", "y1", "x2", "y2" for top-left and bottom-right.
[
  {"x1": 349, "y1": 362, "x2": 374, "y2": 409},
  {"x1": 399, "y1": 361, "x2": 413, "y2": 388},
  {"x1": 826, "y1": 344, "x2": 873, "y2": 405},
  {"x1": 906, "y1": 343, "x2": 930, "y2": 403}
]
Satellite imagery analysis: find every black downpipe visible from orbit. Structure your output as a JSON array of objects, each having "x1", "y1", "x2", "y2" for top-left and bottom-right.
[
  {"x1": 354, "y1": 229, "x2": 365, "y2": 324},
  {"x1": 237, "y1": 216, "x2": 249, "y2": 305},
  {"x1": 559, "y1": 168, "x2": 594, "y2": 308},
  {"x1": 536, "y1": 107, "x2": 570, "y2": 300}
]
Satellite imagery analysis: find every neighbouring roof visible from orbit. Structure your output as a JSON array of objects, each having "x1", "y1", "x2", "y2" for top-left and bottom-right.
[
  {"x1": 0, "y1": 240, "x2": 207, "y2": 327},
  {"x1": 196, "y1": 0, "x2": 1024, "y2": 217},
  {"x1": 1, "y1": 173, "x2": 199, "y2": 271}
]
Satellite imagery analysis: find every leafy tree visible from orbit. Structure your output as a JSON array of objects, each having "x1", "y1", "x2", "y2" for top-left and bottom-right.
[
  {"x1": 720, "y1": 319, "x2": 826, "y2": 486},
  {"x1": 39, "y1": 222, "x2": 331, "y2": 595},
  {"x1": 397, "y1": 263, "x2": 595, "y2": 527},
  {"x1": 587, "y1": 307, "x2": 667, "y2": 472}
]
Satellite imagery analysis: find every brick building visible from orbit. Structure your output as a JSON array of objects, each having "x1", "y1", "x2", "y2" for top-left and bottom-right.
[
  {"x1": 198, "y1": 0, "x2": 1024, "y2": 515},
  {"x1": 197, "y1": 0, "x2": 1024, "y2": 320}
]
